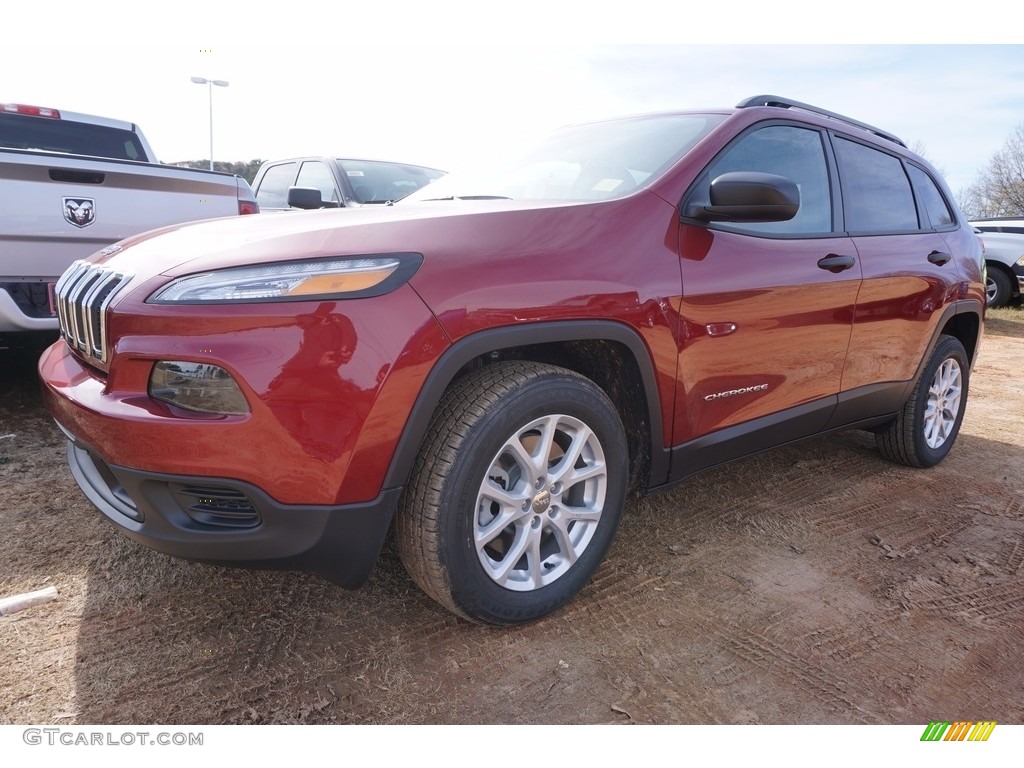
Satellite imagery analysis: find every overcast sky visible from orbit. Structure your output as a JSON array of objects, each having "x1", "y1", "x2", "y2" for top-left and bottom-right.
[{"x1": 4, "y1": 6, "x2": 1022, "y2": 195}]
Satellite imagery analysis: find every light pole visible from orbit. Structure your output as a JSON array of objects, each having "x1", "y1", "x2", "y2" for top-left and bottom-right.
[{"x1": 190, "y1": 76, "x2": 229, "y2": 171}]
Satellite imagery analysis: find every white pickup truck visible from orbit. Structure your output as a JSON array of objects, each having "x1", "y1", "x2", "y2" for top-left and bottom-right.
[{"x1": 0, "y1": 103, "x2": 259, "y2": 334}]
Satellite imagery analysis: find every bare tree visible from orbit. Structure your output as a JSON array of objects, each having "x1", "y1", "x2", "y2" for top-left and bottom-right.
[
  {"x1": 955, "y1": 186, "x2": 981, "y2": 220},
  {"x1": 965, "y1": 123, "x2": 1024, "y2": 217}
]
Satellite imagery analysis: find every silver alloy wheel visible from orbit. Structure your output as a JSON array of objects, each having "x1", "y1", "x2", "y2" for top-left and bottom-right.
[
  {"x1": 923, "y1": 358, "x2": 963, "y2": 449},
  {"x1": 985, "y1": 275, "x2": 997, "y2": 306},
  {"x1": 474, "y1": 414, "x2": 607, "y2": 591}
]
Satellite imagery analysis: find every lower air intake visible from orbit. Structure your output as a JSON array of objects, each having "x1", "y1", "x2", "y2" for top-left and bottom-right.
[{"x1": 174, "y1": 486, "x2": 261, "y2": 529}]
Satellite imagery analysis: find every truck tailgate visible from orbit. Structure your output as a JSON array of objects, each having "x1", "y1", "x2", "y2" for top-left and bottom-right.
[{"x1": 1, "y1": 152, "x2": 244, "y2": 279}]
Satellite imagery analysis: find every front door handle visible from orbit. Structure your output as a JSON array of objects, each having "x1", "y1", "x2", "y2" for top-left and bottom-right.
[
  {"x1": 928, "y1": 251, "x2": 952, "y2": 266},
  {"x1": 817, "y1": 254, "x2": 856, "y2": 273}
]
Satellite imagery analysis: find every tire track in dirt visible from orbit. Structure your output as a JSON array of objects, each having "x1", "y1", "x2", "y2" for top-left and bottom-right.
[
  {"x1": 704, "y1": 623, "x2": 881, "y2": 723},
  {"x1": 995, "y1": 536, "x2": 1024, "y2": 575},
  {"x1": 896, "y1": 579, "x2": 1024, "y2": 628}
]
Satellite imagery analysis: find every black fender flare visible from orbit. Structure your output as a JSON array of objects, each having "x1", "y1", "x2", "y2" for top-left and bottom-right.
[
  {"x1": 912, "y1": 299, "x2": 984, "y2": 385},
  {"x1": 381, "y1": 320, "x2": 670, "y2": 492}
]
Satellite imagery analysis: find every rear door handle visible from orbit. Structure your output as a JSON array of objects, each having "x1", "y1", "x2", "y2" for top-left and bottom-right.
[
  {"x1": 928, "y1": 251, "x2": 952, "y2": 266},
  {"x1": 817, "y1": 254, "x2": 856, "y2": 273}
]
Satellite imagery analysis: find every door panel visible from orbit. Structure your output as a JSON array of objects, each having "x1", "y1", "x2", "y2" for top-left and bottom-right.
[
  {"x1": 674, "y1": 225, "x2": 860, "y2": 444},
  {"x1": 842, "y1": 232, "x2": 961, "y2": 390},
  {"x1": 672, "y1": 122, "x2": 859, "y2": 446}
]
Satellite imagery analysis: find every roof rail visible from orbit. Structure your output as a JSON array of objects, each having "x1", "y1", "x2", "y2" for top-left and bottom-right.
[{"x1": 737, "y1": 95, "x2": 906, "y2": 148}]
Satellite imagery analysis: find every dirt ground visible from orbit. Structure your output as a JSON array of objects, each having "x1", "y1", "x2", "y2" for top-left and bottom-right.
[{"x1": 2, "y1": 311, "x2": 1022, "y2": 726}]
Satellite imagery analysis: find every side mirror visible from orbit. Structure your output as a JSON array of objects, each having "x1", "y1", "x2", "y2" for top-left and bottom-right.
[
  {"x1": 287, "y1": 186, "x2": 342, "y2": 210},
  {"x1": 684, "y1": 172, "x2": 799, "y2": 222}
]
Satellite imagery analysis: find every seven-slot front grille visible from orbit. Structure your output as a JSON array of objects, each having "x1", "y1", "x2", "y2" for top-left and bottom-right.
[{"x1": 54, "y1": 260, "x2": 132, "y2": 363}]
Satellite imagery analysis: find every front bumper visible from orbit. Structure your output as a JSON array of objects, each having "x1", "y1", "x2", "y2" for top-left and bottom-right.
[
  {"x1": 0, "y1": 285, "x2": 59, "y2": 332},
  {"x1": 1014, "y1": 261, "x2": 1024, "y2": 293},
  {"x1": 63, "y1": 427, "x2": 401, "y2": 587}
]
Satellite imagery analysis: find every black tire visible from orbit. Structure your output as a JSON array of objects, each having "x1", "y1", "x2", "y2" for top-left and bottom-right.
[
  {"x1": 875, "y1": 335, "x2": 969, "y2": 468},
  {"x1": 985, "y1": 266, "x2": 1013, "y2": 309},
  {"x1": 395, "y1": 361, "x2": 629, "y2": 625}
]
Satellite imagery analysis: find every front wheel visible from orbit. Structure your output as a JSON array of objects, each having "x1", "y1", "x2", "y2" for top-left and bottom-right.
[
  {"x1": 395, "y1": 361, "x2": 628, "y2": 625},
  {"x1": 876, "y1": 334, "x2": 969, "y2": 468}
]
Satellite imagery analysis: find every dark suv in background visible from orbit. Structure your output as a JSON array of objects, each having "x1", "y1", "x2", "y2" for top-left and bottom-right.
[{"x1": 41, "y1": 96, "x2": 984, "y2": 624}]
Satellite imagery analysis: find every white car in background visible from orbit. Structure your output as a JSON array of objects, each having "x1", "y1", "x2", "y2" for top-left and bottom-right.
[
  {"x1": 970, "y1": 223, "x2": 1024, "y2": 308},
  {"x1": 971, "y1": 217, "x2": 1024, "y2": 235}
]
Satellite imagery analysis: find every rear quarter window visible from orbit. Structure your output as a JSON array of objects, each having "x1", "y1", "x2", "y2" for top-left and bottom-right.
[{"x1": 907, "y1": 164, "x2": 955, "y2": 228}]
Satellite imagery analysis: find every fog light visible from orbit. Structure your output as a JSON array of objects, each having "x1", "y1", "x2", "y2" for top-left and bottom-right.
[{"x1": 149, "y1": 361, "x2": 249, "y2": 415}]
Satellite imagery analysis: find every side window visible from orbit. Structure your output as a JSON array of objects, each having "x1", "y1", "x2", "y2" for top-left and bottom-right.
[
  {"x1": 697, "y1": 124, "x2": 832, "y2": 235},
  {"x1": 254, "y1": 162, "x2": 297, "y2": 209},
  {"x1": 834, "y1": 137, "x2": 918, "y2": 233},
  {"x1": 296, "y1": 161, "x2": 340, "y2": 204},
  {"x1": 907, "y1": 165, "x2": 954, "y2": 228}
]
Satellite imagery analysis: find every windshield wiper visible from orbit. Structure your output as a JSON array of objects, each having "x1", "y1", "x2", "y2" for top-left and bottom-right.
[{"x1": 421, "y1": 195, "x2": 512, "y2": 202}]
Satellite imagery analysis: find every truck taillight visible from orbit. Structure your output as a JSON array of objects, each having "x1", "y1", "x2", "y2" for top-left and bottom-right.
[
  {"x1": 239, "y1": 201, "x2": 259, "y2": 215},
  {"x1": 2, "y1": 103, "x2": 61, "y2": 118}
]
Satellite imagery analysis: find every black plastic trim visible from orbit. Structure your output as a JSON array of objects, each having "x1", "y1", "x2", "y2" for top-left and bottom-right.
[
  {"x1": 665, "y1": 397, "x2": 836, "y2": 486},
  {"x1": 381, "y1": 320, "x2": 670, "y2": 491},
  {"x1": 662, "y1": 382, "x2": 906, "y2": 490},
  {"x1": 825, "y1": 381, "x2": 908, "y2": 431},
  {"x1": 916, "y1": 300, "x2": 983, "y2": 376},
  {"x1": 64, "y1": 434, "x2": 399, "y2": 588}
]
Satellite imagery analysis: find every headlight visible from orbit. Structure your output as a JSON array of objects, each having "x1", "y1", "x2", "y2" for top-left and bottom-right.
[
  {"x1": 148, "y1": 254, "x2": 421, "y2": 304},
  {"x1": 1016, "y1": 255, "x2": 1024, "y2": 267}
]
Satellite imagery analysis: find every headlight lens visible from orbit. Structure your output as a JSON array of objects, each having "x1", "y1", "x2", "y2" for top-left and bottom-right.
[
  {"x1": 148, "y1": 254, "x2": 420, "y2": 303},
  {"x1": 149, "y1": 361, "x2": 249, "y2": 415}
]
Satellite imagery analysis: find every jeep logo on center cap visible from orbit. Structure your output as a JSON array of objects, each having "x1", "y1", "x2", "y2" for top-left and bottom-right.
[
  {"x1": 532, "y1": 490, "x2": 552, "y2": 514},
  {"x1": 63, "y1": 197, "x2": 95, "y2": 228}
]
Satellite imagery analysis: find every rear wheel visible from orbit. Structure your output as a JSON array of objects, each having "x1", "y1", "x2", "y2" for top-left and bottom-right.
[
  {"x1": 876, "y1": 335, "x2": 969, "y2": 468},
  {"x1": 395, "y1": 361, "x2": 628, "y2": 624},
  {"x1": 985, "y1": 266, "x2": 1012, "y2": 308}
]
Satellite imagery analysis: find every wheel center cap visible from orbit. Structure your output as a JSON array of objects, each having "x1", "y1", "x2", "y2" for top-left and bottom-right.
[{"x1": 532, "y1": 490, "x2": 552, "y2": 513}]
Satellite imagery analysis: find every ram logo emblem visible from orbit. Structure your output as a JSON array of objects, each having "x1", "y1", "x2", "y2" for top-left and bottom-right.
[{"x1": 63, "y1": 197, "x2": 96, "y2": 228}]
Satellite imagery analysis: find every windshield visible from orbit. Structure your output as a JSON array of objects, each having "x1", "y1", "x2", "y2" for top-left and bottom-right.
[
  {"x1": 403, "y1": 113, "x2": 726, "y2": 203},
  {"x1": 337, "y1": 159, "x2": 445, "y2": 204}
]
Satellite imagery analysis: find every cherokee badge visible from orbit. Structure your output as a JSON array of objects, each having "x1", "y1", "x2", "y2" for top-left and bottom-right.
[{"x1": 704, "y1": 383, "x2": 769, "y2": 401}]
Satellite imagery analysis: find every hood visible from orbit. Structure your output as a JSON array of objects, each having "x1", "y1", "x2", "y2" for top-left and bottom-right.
[{"x1": 90, "y1": 199, "x2": 579, "y2": 279}]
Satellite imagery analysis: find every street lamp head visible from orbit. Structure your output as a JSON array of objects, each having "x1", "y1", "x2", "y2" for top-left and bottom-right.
[{"x1": 190, "y1": 76, "x2": 229, "y2": 88}]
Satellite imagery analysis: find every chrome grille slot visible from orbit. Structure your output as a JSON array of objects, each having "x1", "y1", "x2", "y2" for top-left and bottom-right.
[{"x1": 55, "y1": 260, "x2": 131, "y2": 363}]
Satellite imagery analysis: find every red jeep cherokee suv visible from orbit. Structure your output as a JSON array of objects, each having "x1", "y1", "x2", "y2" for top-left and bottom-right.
[{"x1": 40, "y1": 96, "x2": 985, "y2": 624}]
